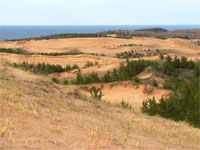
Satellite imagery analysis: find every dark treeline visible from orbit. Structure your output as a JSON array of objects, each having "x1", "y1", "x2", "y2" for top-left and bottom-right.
[
  {"x1": 120, "y1": 43, "x2": 142, "y2": 47},
  {"x1": 37, "y1": 52, "x2": 84, "y2": 56},
  {"x1": 72, "y1": 60, "x2": 158, "y2": 84},
  {"x1": 142, "y1": 61, "x2": 200, "y2": 128},
  {"x1": 9, "y1": 62, "x2": 79, "y2": 75},
  {"x1": 0, "y1": 48, "x2": 29, "y2": 54},
  {"x1": 7, "y1": 33, "x2": 108, "y2": 41},
  {"x1": 37, "y1": 52, "x2": 105, "y2": 57},
  {"x1": 0, "y1": 48, "x2": 106, "y2": 57},
  {"x1": 102, "y1": 29, "x2": 200, "y2": 39}
]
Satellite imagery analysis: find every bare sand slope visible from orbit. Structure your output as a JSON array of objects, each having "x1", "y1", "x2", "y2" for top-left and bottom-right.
[
  {"x1": 77, "y1": 81, "x2": 170, "y2": 112},
  {"x1": 1, "y1": 37, "x2": 199, "y2": 57}
]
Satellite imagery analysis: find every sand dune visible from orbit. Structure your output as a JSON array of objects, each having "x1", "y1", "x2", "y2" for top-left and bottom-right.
[
  {"x1": 76, "y1": 81, "x2": 170, "y2": 112},
  {"x1": 1, "y1": 37, "x2": 199, "y2": 57}
]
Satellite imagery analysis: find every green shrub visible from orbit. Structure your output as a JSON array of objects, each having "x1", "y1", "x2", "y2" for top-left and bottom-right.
[
  {"x1": 63, "y1": 79, "x2": 69, "y2": 85},
  {"x1": 159, "y1": 54, "x2": 164, "y2": 60},
  {"x1": 152, "y1": 79, "x2": 158, "y2": 87},
  {"x1": 72, "y1": 64, "x2": 79, "y2": 69},
  {"x1": 52, "y1": 77, "x2": 60, "y2": 84},
  {"x1": 85, "y1": 61, "x2": 93, "y2": 67},
  {"x1": 90, "y1": 87, "x2": 104, "y2": 101},
  {"x1": 134, "y1": 77, "x2": 141, "y2": 83}
]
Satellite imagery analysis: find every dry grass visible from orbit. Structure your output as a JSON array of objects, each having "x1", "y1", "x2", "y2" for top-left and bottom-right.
[{"x1": 0, "y1": 61, "x2": 200, "y2": 150}]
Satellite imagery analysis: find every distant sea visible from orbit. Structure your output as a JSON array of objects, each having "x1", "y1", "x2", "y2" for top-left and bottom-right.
[{"x1": 0, "y1": 25, "x2": 199, "y2": 41}]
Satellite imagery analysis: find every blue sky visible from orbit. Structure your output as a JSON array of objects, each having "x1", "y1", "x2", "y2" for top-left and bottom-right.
[{"x1": 1, "y1": 0, "x2": 200, "y2": 25}]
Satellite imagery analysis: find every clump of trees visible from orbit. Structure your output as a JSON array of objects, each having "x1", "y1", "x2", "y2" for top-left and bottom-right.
[
  {"x1": 72, "y1": 60, "x2": 158, "y2": 85},
  {"x1": 9, "y1": 62, "x2": 79, "y2": 75},
  {"x1": 116, "y1": 49, "x2": 164, "y2": 59},
  {"x1": 116, "y1": 51, "x2": 144, "y2": 58},
  {"x1": 162, "y1": 55, "x2": 195, "y2": 76},
  {"x1": 142, "y1": 61, "x2": 200, "y2": 128}
]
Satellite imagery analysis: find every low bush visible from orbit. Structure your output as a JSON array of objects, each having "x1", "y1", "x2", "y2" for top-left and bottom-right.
[
  {"x1": 52, "y1": 77, "x2": 60, "y2": 84},
  {"x1": 134, "y1": 77, "x2": 141, "y2": 83},
  {"x1": 120, "y1": 99, "x2": 132, "y2": 109},
  {"x1": 152, "y1": 79, "x2": 158, "y2": 87},
  {"x1": 85, "y1": 61, "x2": 93, "y2": 67},
  {"x1": 90, "y1": 87, "x2": 104, "y2": 101}
]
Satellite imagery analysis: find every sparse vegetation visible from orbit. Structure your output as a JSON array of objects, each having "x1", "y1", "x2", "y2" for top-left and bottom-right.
[
  {"x1": 116, "y1": 50, "x2": 144, "y2": 58},
  {"x1": 120, "y1": 99, "x2": 132, "y2": 109},
  {"x1": 90, "y1": 87, "x2": 104, "y2": 100},
  {"x1": 116, "y1": 49, "x2": 164, "y2": 59},
  {"x1": 120, "y1": 43, "x2": 142, "y2": 47},
  {"x1": 192, "y1": 40, "x2": 200, "y2": 46}
]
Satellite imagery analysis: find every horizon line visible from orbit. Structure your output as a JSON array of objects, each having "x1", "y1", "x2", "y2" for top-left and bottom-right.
[{"x1": 1, "y1": 24, "x2": 200, "y2": 26}]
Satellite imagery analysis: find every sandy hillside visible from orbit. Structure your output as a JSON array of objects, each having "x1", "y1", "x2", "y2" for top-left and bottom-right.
[
  {"x1": 0, "y1": 37, "x2": 199, "y2": 57},
  {"x1": 0, "y1": 59, "x2": 200, "y2": 150}
]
